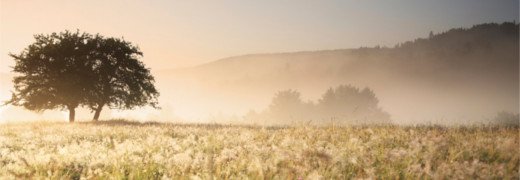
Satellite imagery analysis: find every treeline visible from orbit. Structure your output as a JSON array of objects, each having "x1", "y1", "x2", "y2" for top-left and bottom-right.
[
  {"x1": 246, "y1": 85, "x2": 391, "y2": 125},
  {"x1": 396, "y1": 22, "x2": 518, "y2": 50}
]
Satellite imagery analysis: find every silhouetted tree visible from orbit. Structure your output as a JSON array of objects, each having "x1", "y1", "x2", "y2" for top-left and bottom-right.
[
  {"x1": 6, "y1": 31, "x2": 97, "y2": 122},
  {"x1": 6, "y1": 30, "x2": 159, "y2": 122},
  {"x1": 88, "y1": 36, "x2": 159, "y2": 121}
]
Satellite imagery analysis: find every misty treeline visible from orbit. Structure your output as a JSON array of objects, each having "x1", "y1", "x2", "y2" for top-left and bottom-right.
[
  {"x1": 246, "y1": 85, "x2": 390, "y2": 125},
  {"x1": 5, "y1": 30, "x2": 159, "y2": 122}
]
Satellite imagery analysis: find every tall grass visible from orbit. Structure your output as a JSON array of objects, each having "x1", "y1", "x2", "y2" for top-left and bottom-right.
[{"x1": 0, "y1": 120, "x2": 518, "y2": 179}]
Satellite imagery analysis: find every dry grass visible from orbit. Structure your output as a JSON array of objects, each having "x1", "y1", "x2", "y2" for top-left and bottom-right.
[{"x1": 0, "y1": 120, "x2": 518, "y2": 179}]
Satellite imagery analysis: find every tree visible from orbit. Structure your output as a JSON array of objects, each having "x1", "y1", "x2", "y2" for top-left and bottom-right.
[
  {"x1": 6, "y1": 31, "x2": 97, "y2": 122},
  {"x1": 493, "y1": 111, "x2": 519, "y2": 127},
  {"x1": 259, "y1": 89, "x2": 315, "y2": 123},
  {"x1": 268, "y1": 89, "x2": 306, "y2": 116},
  {"x1": 6, "y1": 30, "x2": 159, "y2": 122},
  {"x1": 87, "y1": 36, "x2": 159, "y2": 121},
  {"x1": 317, "y1": 85, "x2": 390, "y2": 124}
]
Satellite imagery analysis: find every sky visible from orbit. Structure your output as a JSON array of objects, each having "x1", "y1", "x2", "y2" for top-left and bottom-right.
[{"x1": 0, "y1": 0, "x2": 518, "y2": 73}]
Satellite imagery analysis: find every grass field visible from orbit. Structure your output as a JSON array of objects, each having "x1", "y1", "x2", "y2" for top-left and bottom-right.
[{"x1": 0, "y1": 121, "x2": 518, "y2": 179}]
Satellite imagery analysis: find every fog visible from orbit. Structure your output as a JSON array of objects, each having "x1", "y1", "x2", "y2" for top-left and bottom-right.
[{"x1": 0, "y1": 22, "x2": 518, "y2": 125}]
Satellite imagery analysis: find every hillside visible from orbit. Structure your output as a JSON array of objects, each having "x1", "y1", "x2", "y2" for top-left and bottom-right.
[{"x1": 158, "y1": 22, "x2": 519, "y2": 124}]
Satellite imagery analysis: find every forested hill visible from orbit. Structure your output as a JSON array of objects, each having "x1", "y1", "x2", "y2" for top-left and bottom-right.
[
  {"x1": 397, "y1": 22, "x2": 518, "y2": 53},
  {"x1": 179, "y1": 22, "x2": 518, "y2": 80},
  {"x1": 391, "y1": 22, "x2": 518, "y2": 76}
]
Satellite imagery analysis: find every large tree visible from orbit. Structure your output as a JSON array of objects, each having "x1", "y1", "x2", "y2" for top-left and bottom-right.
[
  {"x1": 88, "y1": 36, "x2": 159, "y2": 121},
  {"x1": 7, "y1": 30, "x2": 159, "y2": 122},
  {"x1": 7, "y1": 31, "x2": 97, "y2": 122}
]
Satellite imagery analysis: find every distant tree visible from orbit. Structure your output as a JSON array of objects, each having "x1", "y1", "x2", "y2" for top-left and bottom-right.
[
  {"x1": 317, "y1": 85, "x2": 390, "y2": 124},
  {"x1": 493, "y1": 111, "x2": 519, "y2": 127},
  {"x1": 250, "y1": 86, "x2": 391, "y2": 125},
  {"x1": 87, "y1": 36, "x2": 159, "y2": 121},
  {"x1": 269, "y1": 90, "x2": 304, "y2": 114},
  {"x1": 6, "y1": 31, "x2": 97, "y2": 122},
  {"x1": 266, "y1": 89, "x2": 312, "y2": 122}
]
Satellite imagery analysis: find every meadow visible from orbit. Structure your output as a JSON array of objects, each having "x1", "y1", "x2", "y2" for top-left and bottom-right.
[{"x1": 0, "y1": 121, "x2": 518, "y2": 179}]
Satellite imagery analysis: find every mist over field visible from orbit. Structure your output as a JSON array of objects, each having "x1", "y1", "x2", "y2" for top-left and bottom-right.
[{"x1": 1, "y1": 22, "x2": 518, "y2": 125}]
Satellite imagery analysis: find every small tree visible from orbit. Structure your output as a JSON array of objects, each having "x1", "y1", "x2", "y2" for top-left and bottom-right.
[
  {"x1": 88, "y1": 36, "x2": 159, "y2": 121},
  {"x1": 493, "y1": 111, "x2": 519, "y2": 127},
  {"x1": 265, "y1": 89, "x2": 313, "y2": 123},
  {"x1": 7, "y1": 31, "x2": 97, "y2": 122},
  {"x1": 317, "y1": 85, "x2": 390, "y2": 124},
  {"x1": 268, "y1": 90, "x2": 305, "y2": 115}
]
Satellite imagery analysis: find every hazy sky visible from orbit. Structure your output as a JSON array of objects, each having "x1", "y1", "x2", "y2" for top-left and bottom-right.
[{"x1": 0, "y1": 0, "x2": 518, "y2": 73}]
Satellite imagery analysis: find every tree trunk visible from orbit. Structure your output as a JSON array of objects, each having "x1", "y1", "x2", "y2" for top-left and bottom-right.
[
  {"x1": 92, "y1": 104, "x2": 104, "y2": 121},
  {"x1": 69, "y1": 107, "x2": 75, "y2": 123}
]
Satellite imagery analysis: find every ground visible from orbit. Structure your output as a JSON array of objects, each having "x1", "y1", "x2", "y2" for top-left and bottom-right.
[{"x1": 0, "y1": 121, "x2": 518, "y2": 179}]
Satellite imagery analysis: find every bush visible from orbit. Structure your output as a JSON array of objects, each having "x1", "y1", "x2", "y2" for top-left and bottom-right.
[{"x1": 493, "y1": 111, "x2": 519, "y2": 127}]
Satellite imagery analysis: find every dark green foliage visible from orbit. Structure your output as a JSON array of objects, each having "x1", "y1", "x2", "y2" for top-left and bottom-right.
[
  {"x1": 88, "y1": 35, "x2": 159, "y2": 121},
  {"x1": 7, "y1": 31, "x2": 96, "y2": 122},
  {"x1": 6, "y1": 30, "x2": 159, "y2": 122}
]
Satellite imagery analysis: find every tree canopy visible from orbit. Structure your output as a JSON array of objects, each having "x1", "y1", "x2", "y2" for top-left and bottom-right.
[
  {"x1": 317, "y1": 85, "x2": 389, "y2": 123},
  {"x1": 266, "y1": 90, "x2": 312, "y2": 121},
  {"x1": 87, "y1": 36, "x2": 159, "y2": 121},
  {"x1": 6, "y1": 30, "x2": 159, "y2": 122}
]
